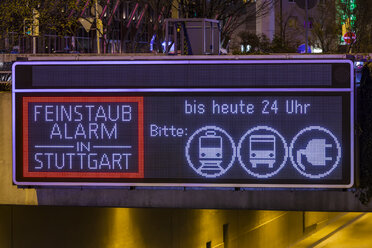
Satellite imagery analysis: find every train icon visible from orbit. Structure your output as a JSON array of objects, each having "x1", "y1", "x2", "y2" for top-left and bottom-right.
[
  {"x1": 249, "y1": 135, "x2": 276, "y2": 168},
  {"x1": 186, "y1": 126, "x2": 237, "y2": 178},
  {"x1": 198, "y1": 130, "x2": 223, "y2": 174}
]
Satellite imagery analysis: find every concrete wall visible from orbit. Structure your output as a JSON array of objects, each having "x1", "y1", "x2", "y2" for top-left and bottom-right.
[
  {"x1": 0, "y1": 205, "x2": 343, "y2": 248},
  {"x1": 0, "y1": 93, "x2": 37, "y2": 205}
]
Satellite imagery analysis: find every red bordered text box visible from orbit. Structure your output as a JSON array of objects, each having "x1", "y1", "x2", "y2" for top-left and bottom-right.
[{"x1": 22, "y1": 96, "x2": 144, "y2": 179}]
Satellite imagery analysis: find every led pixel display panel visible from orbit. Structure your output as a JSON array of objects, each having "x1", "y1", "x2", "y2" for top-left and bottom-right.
[
  {"x1": 12, "y1": 60, "x2": 354, "y2": 187},
  {"x1": 22, "y1": 96, "x2": 144, "y2": 178}
]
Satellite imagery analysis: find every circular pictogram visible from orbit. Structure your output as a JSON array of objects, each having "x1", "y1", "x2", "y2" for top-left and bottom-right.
[
  {"x1": 237, "y1": 126, "x2": 288, "y2": 179},
  {"x1": 289, "y1": 126, "x2": 341, "y2": 179},
  {"x1": 185, "y1": 126, "x2": 236, "y2": 178}
]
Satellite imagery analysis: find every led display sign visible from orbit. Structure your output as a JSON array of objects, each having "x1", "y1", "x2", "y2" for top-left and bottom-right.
[{"x1": 12, "y1": 60, "x2": 354, "y2": 187}]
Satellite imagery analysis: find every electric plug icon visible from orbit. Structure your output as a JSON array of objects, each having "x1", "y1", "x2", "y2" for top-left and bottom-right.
[{"x1": 296, "y1": 139, "x2": 332, "y2": 170}]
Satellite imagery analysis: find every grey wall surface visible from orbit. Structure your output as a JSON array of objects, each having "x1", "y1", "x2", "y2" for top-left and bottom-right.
[{"x1": 0, "y1": 206, "x2": 338, "y2": 248}]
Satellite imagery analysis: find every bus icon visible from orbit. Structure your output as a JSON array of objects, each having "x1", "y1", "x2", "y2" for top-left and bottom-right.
[
  {"x1": 249, "y1": 135, "x2": 276, "y2": 168},
  {"x1": 198, "y1": 130, "x2": 223, "y2": 173}
]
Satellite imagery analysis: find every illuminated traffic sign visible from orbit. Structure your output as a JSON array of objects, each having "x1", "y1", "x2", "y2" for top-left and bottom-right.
[
  {"x1": 343, "y1": 32, "x2": 356, "y2": 44},
  {"x1": 12, "y1": 59, "x2": 354, "y2": 187}
]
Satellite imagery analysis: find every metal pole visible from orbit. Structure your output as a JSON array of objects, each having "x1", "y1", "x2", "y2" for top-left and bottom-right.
[
  {"x1": 95, "y1": 0, "x2": 100, "y2": 54},
  {"x1": 280, "y1": 0, "x2": 283, "y2": 40},
  {"x1": 165, "y1": 20, "x2": 169, "y2": 54},
  {"x1": 305, "y1": 0, "x2": 308, "y2": 54},
  {"x1": 33, "y1": 36, "x2": 36, "y2": 54},
  {"x1": 173, "y1": 22, "x2": 177, "y2": 54},
  {"x1": 202, "y1": 19, "x2": 206, "y2": 54},
  {"x1": 211, "y1": 22, "x2": 214, "y2": 54}
]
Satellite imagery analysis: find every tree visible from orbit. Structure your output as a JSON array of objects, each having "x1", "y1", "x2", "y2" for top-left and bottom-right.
[
  {"x1": 0, "y1": 0, "x2": 84, "y2": 51},
  {"x1": 0, "y1": 0, "x2": 34, "y2": 38},
  {"x1": 310, "y1": 1, "x2": 340, "y2": 53},
  {"x1": 133, "y1": 0, "x2": 172, "y2": 53},
  {"x1": 88, "y1": 0, "x2": 173, "y2": 53},
  {"x1": 270, "y1": 35, "x2": 296, "y2": 52},
  {"x1": 0, "y1": 0, "x2": 83, "y2": 36},
  {"x1": 38, "y1": 0, "x2": 82, "y2": 37},
  {"x1": 354, "y1": 0, "x2": 372, "y2": 52},
  {"x1": 174, "y1": 0, "x2": 277, "y2": 49},
  {"x1": 0, "y1": 0, "x2": 279, "y2": 53},
  {"x1": 275, "y1": 5, "x2": 302, "y2": 51},
  {"x1": 237, "y1": 31, "x2": 260, "y2": 52},
  {"x1": 233, "y1": 31, "x2": 295, "y2": 54}
]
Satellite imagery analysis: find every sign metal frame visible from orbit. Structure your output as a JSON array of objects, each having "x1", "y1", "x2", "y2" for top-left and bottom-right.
[{"x1": 12, "y1": 59, "x2": 354, "y2": 188}]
